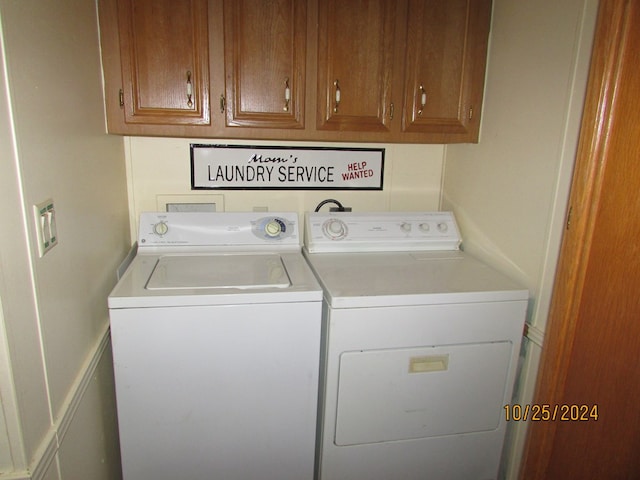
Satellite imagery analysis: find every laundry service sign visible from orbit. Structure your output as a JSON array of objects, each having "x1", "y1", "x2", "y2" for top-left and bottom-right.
[{"x1": 191, "y1": 144, "x2": 384, "y2": 190}]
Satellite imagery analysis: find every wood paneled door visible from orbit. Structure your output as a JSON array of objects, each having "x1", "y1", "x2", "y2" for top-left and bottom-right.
[{"x1": 520, "y1": 0, "x2": 640, "y2": 478}]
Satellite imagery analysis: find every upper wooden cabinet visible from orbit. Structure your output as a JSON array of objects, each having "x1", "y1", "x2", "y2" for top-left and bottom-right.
[
  {"x1": 401, "y1": 0, "x2": 491, "y2": 140},
  {"x1": 101, "y1": 0, "x2": 210, "y2": 131},
  {"x1": 316, "y1": 0, "x2": 400, "y2": 132},
  {"x1": 97, "y1": 0, "x2": 492, "y2": 143},
  {"x1": 223, "y1": 0, "x2": 306, "y2": 129}
]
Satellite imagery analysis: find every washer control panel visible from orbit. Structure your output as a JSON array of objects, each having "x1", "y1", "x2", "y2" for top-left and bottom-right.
[
  {"x1": 304, "y1": 211, "x2": 461, "y2": 253},
  {"x1": 138, "y1": 212, "x2": 299, "y2": 248}
]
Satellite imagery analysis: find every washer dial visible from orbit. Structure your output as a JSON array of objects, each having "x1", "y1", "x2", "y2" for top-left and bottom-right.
[
  {"x1": 252, "y1": 216, "x2": 291, "y2": 240},
  {"x1": 265, "y1": 219, "x2": 283, "y2": 237},
  {"x1": 153, "y1": 221, "x2": 169, "y2": 236}
]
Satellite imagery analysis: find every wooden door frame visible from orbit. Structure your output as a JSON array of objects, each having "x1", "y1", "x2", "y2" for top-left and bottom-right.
[{"x1": 519, "y1": 0, "x2": 633, "y2": 477}]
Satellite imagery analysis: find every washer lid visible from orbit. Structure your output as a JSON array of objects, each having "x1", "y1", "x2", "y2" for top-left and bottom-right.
[
  {"x1": 108, "y1": 251, "x2": 321, "y2": 309},
  {"x1": 146, "y1": 254, "x2": 290, "y2": 290}
]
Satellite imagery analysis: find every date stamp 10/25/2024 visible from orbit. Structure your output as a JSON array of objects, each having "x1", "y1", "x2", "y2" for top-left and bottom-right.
[{"x1": 504, "y1": 404, "x2": 599, "y2": 422}]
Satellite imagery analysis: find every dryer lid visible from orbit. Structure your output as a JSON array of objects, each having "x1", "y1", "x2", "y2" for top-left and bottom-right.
[{"x1": 146, "y1": 254, "x2": 290, "y2": 290}]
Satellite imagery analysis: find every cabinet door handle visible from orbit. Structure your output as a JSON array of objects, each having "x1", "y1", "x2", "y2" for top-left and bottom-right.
[
  {"x1": 417, "y1": 84, "x2": 427, "y2": 116},
  {"x1": 333, "y1": 79, "x2": 341, "y2": 113},
  {"x1": 283, "y1": 78, "x2": 291, "y2": 112},
  {"x1": 219, "y1": 94, "x2": 226, "y2": 113},
  {"x1": 186, "y1": 71, "x2": 193, "y2": 108}
]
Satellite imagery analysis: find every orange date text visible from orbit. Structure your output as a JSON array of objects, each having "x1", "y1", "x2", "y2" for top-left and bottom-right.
[{"x1": 504, "y1": 404, "x2": 598, "y2": 421}]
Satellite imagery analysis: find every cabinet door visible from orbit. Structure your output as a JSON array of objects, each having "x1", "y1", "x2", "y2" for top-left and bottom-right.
[
  {"x1": 116, "y1": 0, "x2": 210, "y2": 125},
  {"x1": 402, "y1": 0, "x2": 491, "y2": 140},
  {"x1": 223, "y1": 0, "x2": 306, "y2": 129},
  {"x1": 317, "y1": 0, "x2": 399, "y2": 132}
]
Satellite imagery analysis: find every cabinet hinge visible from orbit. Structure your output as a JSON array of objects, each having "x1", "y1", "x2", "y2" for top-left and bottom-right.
[
  {"x1": 119, "y1": 89, "x2": 124, "y2": 107},
  {"x1": 566, "y1": 206, "x2": 573, "y2": 230},
  {"x1": 219, "y1": 94, "x2": 226, "y2": 114}
]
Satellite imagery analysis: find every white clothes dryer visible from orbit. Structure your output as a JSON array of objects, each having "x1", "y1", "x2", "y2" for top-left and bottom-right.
[
  {"x1": 303, "y1": 211, "x2": 528, "y2": 480},
  {"x1": 108, "y1": 212, "x2": 322, "y2": 480}
]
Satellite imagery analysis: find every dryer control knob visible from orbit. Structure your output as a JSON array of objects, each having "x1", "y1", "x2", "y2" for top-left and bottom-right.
[
  {"x1": 323, "y1": 219, "x2": 348, "y2": 240},
  {"x1": 153, "y1": 221, "x2": 169, "y2": 236},
  {"x1": 264, "y1": 220, "x2": 283, "y2": 237},
  {"x1": 437, "y1": 222, "x2": 449, "y2": 233},
  {"x1": 419, "y1": 223, "x2": 430, "y2": 232},
  {"x1": 400, "y1": 222, "x2": 412, "y2": 233}
]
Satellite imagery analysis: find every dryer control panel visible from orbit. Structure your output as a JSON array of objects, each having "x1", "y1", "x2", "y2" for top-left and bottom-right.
[
  {"x1": 137, "y1": 212, "x2": 299, "y2": 250},
  {"x1": 304, "y1": 211, "x2": 461, "y2": 253}
]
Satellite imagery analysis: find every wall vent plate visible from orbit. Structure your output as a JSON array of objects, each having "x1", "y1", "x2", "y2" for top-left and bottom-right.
[
  {"x1": 33, "y1": 199, "x2": 57, "y2": 257},
  {"x1": 156, "y1": 194, "x2": 225, "y2": 212}
]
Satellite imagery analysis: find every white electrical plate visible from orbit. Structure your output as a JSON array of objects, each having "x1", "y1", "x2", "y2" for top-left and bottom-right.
[{"x1": 33, "y1": 199, "x2": 57, "y2": 257}]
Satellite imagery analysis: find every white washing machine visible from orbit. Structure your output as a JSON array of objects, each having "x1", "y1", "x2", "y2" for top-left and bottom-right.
[
  {"x1": 303, "y1": 211, "x2": 528, "y2": 480},
  {"x1": 108, "y1": 212, "x2": 322, "y2": 480}
]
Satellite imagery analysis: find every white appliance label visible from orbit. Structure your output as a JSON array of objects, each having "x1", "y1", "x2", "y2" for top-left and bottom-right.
[{"x1": 191, "y1": 144, "x2": 384, "y2": 190}]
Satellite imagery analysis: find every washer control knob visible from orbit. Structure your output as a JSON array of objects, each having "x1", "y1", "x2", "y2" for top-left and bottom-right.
[
  {"x1": 322, "y1": 219, "x2": 348, "y2": 240},
  {"x1": 264, "y1": 220, "x2": 283, "y2": 237},
  {"x1": 153, "y1": 221, "x2": 169, "y2": 236},
  {"x1": 400, "y1": 222, "x2": 412, "y2": 233},
  {"x1": 437, "y1": 222, "x2": 449, "y2": 233},
  {"x1": 419, "y1": 223, "x2": 430, "y2": 232}
]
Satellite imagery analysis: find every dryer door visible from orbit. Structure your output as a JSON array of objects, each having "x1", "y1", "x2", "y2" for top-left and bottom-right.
[{"x1": 334, "y1": 341, "x2": 512, "y2": 445}]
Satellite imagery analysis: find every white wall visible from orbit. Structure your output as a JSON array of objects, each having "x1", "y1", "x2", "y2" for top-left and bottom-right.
[
  {"x1": 125, "y1": 137, "x2": 445, "y2": 239},
  {"x1": 0, "y1": 7, "x2": 50, "y2": 472},
  {"x1": 442, "y1": 0, "x2": 598, "y2": 477},
  {"x1": 0, "y1": 1, "x2": 129, "y2": 478}
]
